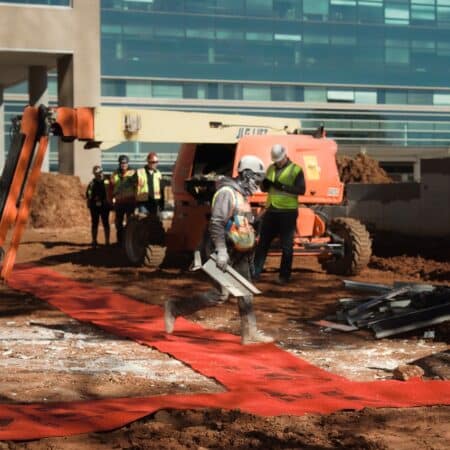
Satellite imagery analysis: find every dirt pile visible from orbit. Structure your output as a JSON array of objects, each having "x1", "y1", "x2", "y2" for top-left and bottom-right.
[
  {"x1": 29, "y1": 173, "x2": 89, "y2": 228},
  {"x1": 337, "y1": 153, "x2": 392, "y2": 183}
]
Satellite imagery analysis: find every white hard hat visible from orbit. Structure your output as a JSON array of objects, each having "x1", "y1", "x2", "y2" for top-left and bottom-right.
[
  {"x1": 237, "y1": 155, "x2": 265, "y2": 175},
  {"x1": 271, "y1": 144, "x2": 287, "y2": 163}
]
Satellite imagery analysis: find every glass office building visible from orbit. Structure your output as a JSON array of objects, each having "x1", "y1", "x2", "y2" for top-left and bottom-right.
[{"x1": 4, "y1": 0, "x2": 450, "y2": 177}]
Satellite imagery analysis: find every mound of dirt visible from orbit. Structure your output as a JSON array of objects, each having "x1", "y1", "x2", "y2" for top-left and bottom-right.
[
  {"x1": 29, "y1": 173, "x2": 89, "y2": 228},
  {"x1": 337, "y1": 153, "x2": 392, "y2": 183}
]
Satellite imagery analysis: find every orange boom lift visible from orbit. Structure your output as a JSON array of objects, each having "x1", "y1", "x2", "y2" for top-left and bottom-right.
[{"x1": 0, "y1": 105, "x2": 94, "y2": 281}]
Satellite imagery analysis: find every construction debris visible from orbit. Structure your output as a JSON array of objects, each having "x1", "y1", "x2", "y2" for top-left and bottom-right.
[
  {"x1": 316, "y1": 280, "x2": 450, "y2": 339},
  {"x1": 393, "y1": 364, "x2": 425, "y2": 381}
]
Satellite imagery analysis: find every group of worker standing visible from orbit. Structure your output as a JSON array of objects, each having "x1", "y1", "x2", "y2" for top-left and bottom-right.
[
  {"x1": 165, "y1": 143, "x2": 305, "y2": 345},
  {"x1": 85, "y1": 152, "x2": 163, "y2": 248}
]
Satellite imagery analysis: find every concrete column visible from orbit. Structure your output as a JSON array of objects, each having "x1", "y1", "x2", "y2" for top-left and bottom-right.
[
  {"x1": 28, "y1": 66, "x2": 49, "y2": 172},
  {"x1": 57, "y1": 54, "x2": 74, "y2": 175},
  {"x1": 0, "y1": 87, "x2": 4, "y2": 172},
  {"x1": 56, "y1": 0, "x2": 101, "y2": 184}
]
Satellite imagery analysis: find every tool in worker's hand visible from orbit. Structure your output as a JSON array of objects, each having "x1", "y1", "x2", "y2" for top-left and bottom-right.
[{"x1": 201, "y1": 253, "x2": 261, "y2": 297}]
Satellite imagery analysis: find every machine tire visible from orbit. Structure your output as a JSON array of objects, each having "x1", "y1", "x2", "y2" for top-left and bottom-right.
[
  {"x1": 320, "y1": 217, "x2": 372, "y2": 276},
  {"x1": 124, "y1": 215, "x2": 166, "y2": 268}
]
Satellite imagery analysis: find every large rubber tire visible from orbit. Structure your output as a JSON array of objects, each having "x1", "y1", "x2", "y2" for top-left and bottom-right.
[
  {"x1": 124, "y1": 215, "x2": 166, "y2": 268},
  {"x1": 320, "y1": 217, "x2": 372, "y2": 276}
]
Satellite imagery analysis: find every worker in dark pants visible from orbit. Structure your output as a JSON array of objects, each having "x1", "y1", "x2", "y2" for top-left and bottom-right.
[
  {"x1": 136, "y1": 152, "x2": 164, "y2": 216},
  {"x1": 110, "y1": 155, "x2": 136, "y2": 245},
  {"x1": 164, "y1": 156, "x2": 274, "y2": 345},
  {"x1": 86, "y1": 165, "x2": 111, "y2": 248},
  {"x1": 253, "y1": 144, "x2": 305, "y2": 284}
]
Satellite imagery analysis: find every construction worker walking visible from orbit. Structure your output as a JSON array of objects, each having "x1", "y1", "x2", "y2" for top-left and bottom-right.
[
  {"x1": 136, "y1": 152, "x2": 164, "y2": 215},
  {"x1": 253, "y1": 144, "x2": 305, "y2": 284},
  {"x1": 164, "y1": 156, "x2": 274, "y2": 345},
  {"x1": 86, "y1": 165, "x2": 111, "y2": 248},
  {"x1": 110, "y1": 154, "x2": 136, "y2": 245}
]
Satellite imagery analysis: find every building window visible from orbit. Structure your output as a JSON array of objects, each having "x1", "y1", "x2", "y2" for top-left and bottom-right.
[
  {"x1": 304, "y1": 87, "x2": 327, "y2": 102},
  {"x1": 385, "y1": 90, "x2": 408, "y2": 104},
  {"x1": 126, "y1": 80, "x2": 151, "y2": 97},
  {"x1": 385, "y1": 3, "x2": 410, "y2": 25},
  {"x1": 433, "y1": 93, "x2": 450, "y2": 104},
  {"x1": 243, "y1": 85, "x2": 271, "y2": 101},
  {"x1": 327, "y1": 89, "x2": 355, "y2": 102},
  {"x1": 152, "y1": 82, "x2": 183, "y2": 98},
  {"x1": 303, "y1": 0, "x2": 329, "y2": 19},
  {"x1": 246, "y1": 0, "x2": 273, "y2": 16},
  {"x1": 358, "y1": 0, "x2": 384, "y2": 23},
  {"x1": 101, "y1": 79, "x2": 126, "y2": 97}
]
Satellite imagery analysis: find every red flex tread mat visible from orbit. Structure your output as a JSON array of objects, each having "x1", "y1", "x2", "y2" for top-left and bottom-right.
[{"x1": 1, "y1": 265, "x2": 449, "y2": 440}]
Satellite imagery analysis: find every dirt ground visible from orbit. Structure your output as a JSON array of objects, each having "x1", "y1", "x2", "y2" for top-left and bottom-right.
[
  {"x1": 0, "y1": 225, "x2": 449, "y2": 449},
  {"x1": 0, "y1": 157, "x2": 448, "y2": 449}
]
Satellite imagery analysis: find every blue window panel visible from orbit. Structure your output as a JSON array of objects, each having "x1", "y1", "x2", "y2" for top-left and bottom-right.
[
  {"x1": 152, "y1": 82, "x2": 183, "y2": 98},
  {"x1": 270, "y1": 85, "x2": 303, "y2": 101},
  {"x1": 355, "y1": 91, "x2": 378, "y2": 104},
  {"x1": 243, "y1": 84, "x2": 271, "y2": 100},
  {"x1": 304, "y1": 87, "x2": 327, "y2": 102},
  {"x1": 246, "y1": 0, "x2": 274, "y2": 17},
  {"x1": 358, "y1": 2, "x2": 384, "y2": 23},
  {"x1": 408, "y1": 91, "x2": 433, "y2": 104},
  {"x1": 126, "y1": 80, "x2": 152, "y2": 97},
  {"x1": 411, "y1": 5, "x2": 436, "y2": 23},
  {"x1": 434, "y1": 93, "x2": 450, "y2": 104},
  {"x1": 330, "y1": 0, "x2": 357, "y2": 22},
  {"x1": 303, "y1": 0, "x2": 329, "y2": 19},
  {"x1": 385, "y1": 3, "x2": 410, "y2": 25},
  {"x1": 102, "y1": 79, "x2": 126, "y2": 96},
  {"x1": 273, "y1": 0, "x2": 302, "y2": 19},
  {"x1": 216, "y1": 0, "x2": 245, "y2": 15},
  {"x1": 219, "y1": 84, "x2": 243, "y2": 100}
]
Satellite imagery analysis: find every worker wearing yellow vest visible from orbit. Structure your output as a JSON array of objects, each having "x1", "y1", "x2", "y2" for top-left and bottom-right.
[
  {"x1": 164, "y1": 156, "x2": 274, "y2": 345},
  {"x1": 253, "y1": 144, "x2": 305, "y2": 284},
  {"x1": 110, "y1": 154, "x2": 136, "y2": 245},
  {"x1": 136, "y1": 152, "x2": 164, "y2": 215}
]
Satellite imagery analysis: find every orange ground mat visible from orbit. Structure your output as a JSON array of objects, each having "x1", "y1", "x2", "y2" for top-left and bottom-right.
[{"x1": 1, "y1": 264, "x2": 450, "y2": 441}]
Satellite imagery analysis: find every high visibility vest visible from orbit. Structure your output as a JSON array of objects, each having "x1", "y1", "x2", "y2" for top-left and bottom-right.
[
  {"x1": 136, "y1": 167, "x2": 162, "y2": 202},
  {"x1": 111, "y1": 169, "x2": 136, "y2": 205},
  {"x1": 266, "y1": 162, "x2": 302, "y2": 210}
]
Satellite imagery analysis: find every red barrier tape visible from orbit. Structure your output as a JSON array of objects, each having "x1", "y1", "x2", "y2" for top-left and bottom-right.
[{"x1": 1, "y1": 265, "x2": 449, "y2": 440}]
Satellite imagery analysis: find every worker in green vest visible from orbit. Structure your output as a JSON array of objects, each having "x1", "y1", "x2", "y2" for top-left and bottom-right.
[
  {"x1": 110, "y1": 154, "x2": 136, "y2": 245},
  {"x1": 136, "y1": 152, "x2": 164, "y2": 215},
  {"x1": 253, "y1": 144, "x2": 305, "y2": 284}
]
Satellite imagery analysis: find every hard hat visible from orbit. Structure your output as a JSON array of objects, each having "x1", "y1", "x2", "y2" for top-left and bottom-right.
[
  {"x1": 270, "y1": 144, "x2": 287, "y2": 163},
  {"x1": 118, "y1": 154, "x2": 129, "y2": 164},
  {"x1": 237, "y1": 155, "x2": 265, "y2": 175},
  {"x1": 92, "y1": 165, "x2": 103, "y2": 175}
]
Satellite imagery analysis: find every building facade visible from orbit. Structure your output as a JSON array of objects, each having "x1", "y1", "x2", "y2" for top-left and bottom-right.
[
  {"x1": 0, "y1": 0, "x2": 100, "y2": 183},
  {"x1": 3, "y1": 0, "x2": 450, "y2": 180}
]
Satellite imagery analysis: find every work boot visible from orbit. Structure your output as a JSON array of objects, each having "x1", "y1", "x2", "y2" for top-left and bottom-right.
[
  {"x1": 241, "y1": 327, "x2": 275, "y2": 345},
  {"x1": 239, "y1": 299, "x2": 274, "y2": 345},
  {"x1": 164, "y1": 299, "x2": 177, "y2": 333}
]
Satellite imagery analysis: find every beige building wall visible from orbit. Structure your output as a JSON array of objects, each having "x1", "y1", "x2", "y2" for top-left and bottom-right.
[{"x1": 0, "y1": 0, "x2": 101, "y2": 183}]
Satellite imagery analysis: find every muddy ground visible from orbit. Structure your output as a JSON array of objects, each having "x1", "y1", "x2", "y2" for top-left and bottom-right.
[{"x1": 0, "y1": 225, "x2": 449, "y2": 449}]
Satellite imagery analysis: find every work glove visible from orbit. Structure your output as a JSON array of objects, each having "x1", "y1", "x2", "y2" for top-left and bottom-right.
[
  {"x1": 262, "y1": 178, "x2": 274, "y2": 190},
  {"x1": 272, "y1": 180, "x2": 286, "y2": 191},
  {"x1": 216, "y1": 247, "x2": 229, "y2": 271}
]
